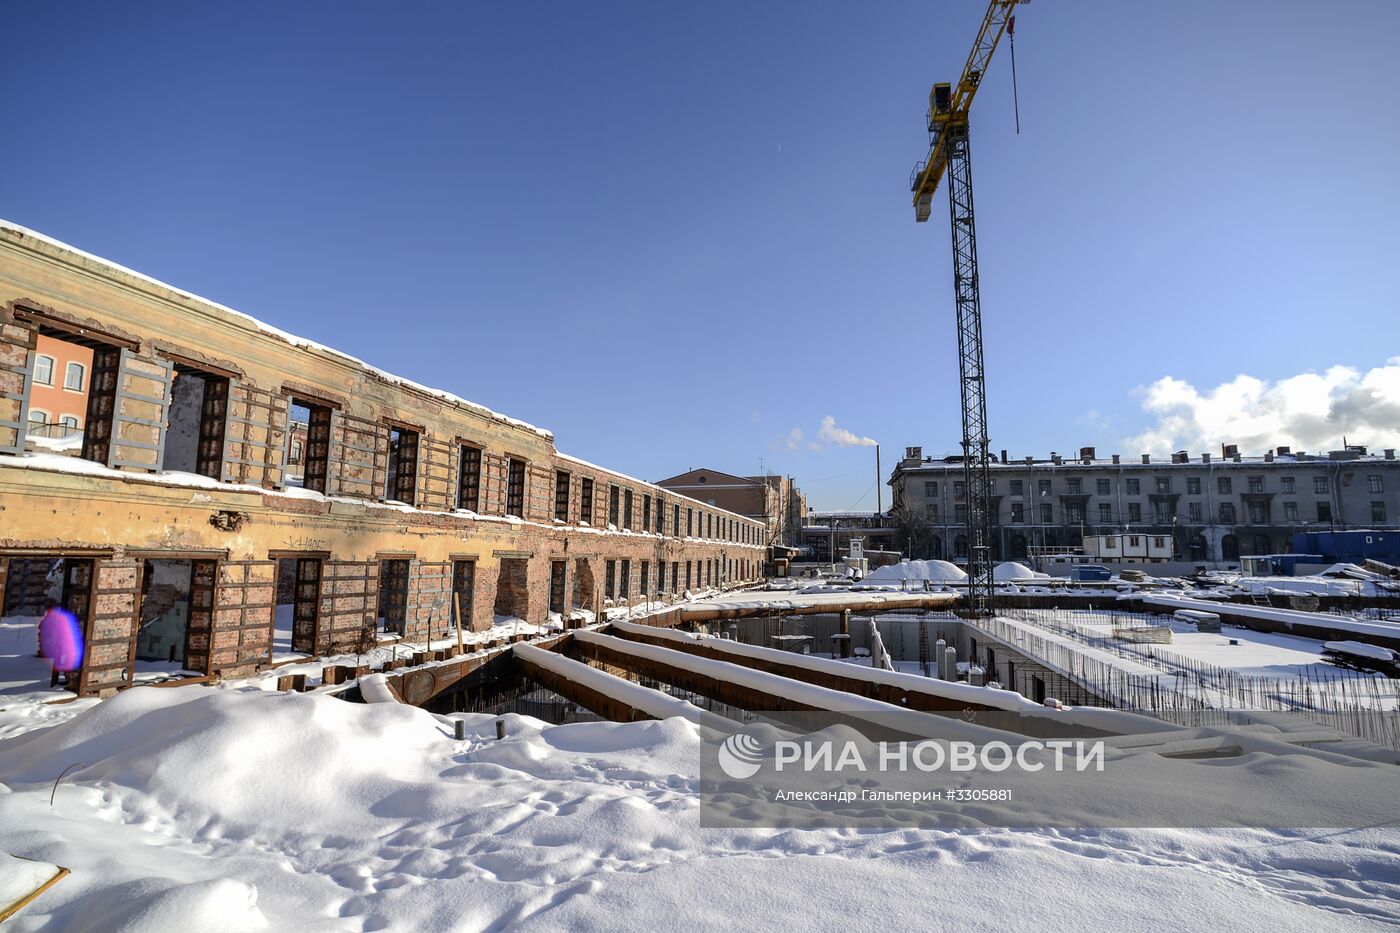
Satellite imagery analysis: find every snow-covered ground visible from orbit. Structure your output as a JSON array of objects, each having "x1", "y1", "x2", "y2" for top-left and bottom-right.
[{"x1": 3, "y1": 686, "x2": 1400, "y2": 931}]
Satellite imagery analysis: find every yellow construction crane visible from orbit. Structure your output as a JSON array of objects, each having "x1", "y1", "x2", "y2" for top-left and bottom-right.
[
  {"x1": 911, "y1": 1, "x2": 1021, "y2": 222},
  {"x1": 908, "y1": 0, "x2": 1024, "y2": 615}
]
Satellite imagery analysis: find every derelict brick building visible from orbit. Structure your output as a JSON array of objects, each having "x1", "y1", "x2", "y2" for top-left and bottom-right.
[{"x1": 0, "y1": 222, "x2": 765, "y2": 696}]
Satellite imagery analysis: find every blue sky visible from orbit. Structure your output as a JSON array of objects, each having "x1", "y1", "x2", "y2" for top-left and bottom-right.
[{"x1": 3, "y1": 0, "x2": 1397, "y2": 510}]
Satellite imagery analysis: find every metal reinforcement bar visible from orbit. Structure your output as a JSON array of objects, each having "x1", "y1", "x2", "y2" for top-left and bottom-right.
[
  {"x1": 569, "y1": 630, "x2": 1025, "y2": 743},
  {"x1": 607, "y1": 619, "x2": 1014, "y2": 714}
]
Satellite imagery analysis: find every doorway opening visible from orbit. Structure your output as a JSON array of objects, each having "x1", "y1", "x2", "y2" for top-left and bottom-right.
[
  {"x1": 494, "y1": 558, "x2": 529, "y2": 621},
  {"x1": 378, "y1": 559, "x2": 410, "y2": 635},
  {"x1": 136, "y1": 559, "x2": 195, "y2": 664},
  {"x1": 572, "y1": 558, "x2": 594, "y2": 614},
  {"x1": 451, "y1": 560, "x2": 475, "y2": 632},
  {"x1": 276, "y1": 557, "x2": 323, "y2": 654}
]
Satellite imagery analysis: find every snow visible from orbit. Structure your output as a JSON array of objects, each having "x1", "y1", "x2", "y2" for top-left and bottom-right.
[
  {"x1": 272, "y1": 604, "x2": 294, "y2": 657},
  {"x1": 573, "y1": 630, "x2": 1023, "y2": 744},
  {"x1": 0, "y1": 852, "x2": 62, "y2": 915},
  {"x1": 1137, "y1": 594, "x2": 1400, "y2": 641},
  {"x1": 1235, "y1": 575, "x2": 1372, "y2": 597},
  {"x1": 2, "y1": 686, "x2": 1400, "y2": 930},
  {"x1": 357, "y1": 672, "x2": 400, "y2": 704},
  {"x1": 0, "y1": 610, "x2": 561, "y2": 740},
  {"x1": 864, "y1": 559, "x2": 967, "y2": 584},
  {"x1": 607, "y1": 621, "x2": 1174, "y2": 735},
  {"x1": 993, "y1": 561, "x2": 1050, "y2": 582},
  {"x1": 1326, "y1": 641, "x2": 1398, "y2": 662},
  {"x1": 25, "y1": 432, "x2": 82, "y2": 453},
  {"x1": 514, "y1": 643, "x2": 732, "y2": 730},
  {"x1": 684, "y1": 589, "x2": 955, "y2": 613}
]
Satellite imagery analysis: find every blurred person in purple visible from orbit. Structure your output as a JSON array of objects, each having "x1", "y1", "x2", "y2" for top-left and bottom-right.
[{"x1": 39, "y1": 604, "x2": 84, "y2": 687}]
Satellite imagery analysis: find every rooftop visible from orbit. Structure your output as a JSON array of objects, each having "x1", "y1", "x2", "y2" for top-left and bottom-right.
[{"x1": 896, "y1": 444, "x2": 1398, "y2": 472}]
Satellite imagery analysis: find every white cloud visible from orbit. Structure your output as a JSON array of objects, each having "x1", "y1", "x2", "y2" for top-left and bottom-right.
[
  {"x1": 1124, "y1": 357, "x2": 1400, "y2": 455},
  {"x1": 780, "y1": 417, "x2": 877, "y2": 452},
  {"x1": 816, "y1": 416, "x2": 878, "y2": 449}
]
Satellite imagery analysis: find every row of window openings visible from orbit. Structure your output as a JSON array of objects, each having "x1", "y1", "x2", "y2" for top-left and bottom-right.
[
  {"x1": 30, "y1": 355, "x2": 85, "y2": 392},
  {"x1": 166, "y1": 396, "x2": 734, "y2": 537},
  {"x1": 21, "y1": 343, "x2": 762, "y2": 538},
  {"x1": 924, "y1": 500, "x2": 1386, "y2": 525},
  {"x1": 602, "y1": 557, "x2": 754, "y2": 600},
  {"x1": 553, "y1": 472, "x2": 757, "y2": 544},
  {"x1": 924, "y1": 475, "x2": 1379, "y2": 497}
]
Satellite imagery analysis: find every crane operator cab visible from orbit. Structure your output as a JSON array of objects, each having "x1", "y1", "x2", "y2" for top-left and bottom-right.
[{"x1": 930, "y1": 82, "x2": 953, "y2": 120}]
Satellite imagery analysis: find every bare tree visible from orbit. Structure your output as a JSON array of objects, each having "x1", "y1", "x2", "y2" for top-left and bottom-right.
[{"x1": 891, "y1": 502, "x2": 937, "y2": 559}]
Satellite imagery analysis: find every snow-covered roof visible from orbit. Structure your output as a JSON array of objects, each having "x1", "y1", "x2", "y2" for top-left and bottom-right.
[{"x1": 1, "y1": 220, "x2": 552, "y2": 439}]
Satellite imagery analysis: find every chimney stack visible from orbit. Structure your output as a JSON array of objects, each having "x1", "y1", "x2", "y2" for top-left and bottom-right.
[
  {"x1": 1111, "y1": 454, "x2": 1120, "y2": 465},
  {"x1": 1141, "y1": 454, "x2": 1150, "y2": 464}
]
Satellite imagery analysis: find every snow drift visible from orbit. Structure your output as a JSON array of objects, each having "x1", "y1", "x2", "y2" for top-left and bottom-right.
[
  {"x1": 864, "y1": 559, "x2": 967, "y2": 584},
  {"x1": 2, "y1": 686, "x2": 1399, "y2": 930}
]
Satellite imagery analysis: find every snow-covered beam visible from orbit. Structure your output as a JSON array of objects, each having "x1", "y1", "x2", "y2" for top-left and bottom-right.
[
  {"x1": 513, "y1": 642, "x2": 731, "y2": 730},
  {"x1": 569, "y1": 630, "x2": 1024, "y2": 743},
  {"x1": 605, "y1": 620, "x2": 1174, "y2": 736},
  {"x1": 1135, "y1": 594, "x2": 1400, "y2": 652}
]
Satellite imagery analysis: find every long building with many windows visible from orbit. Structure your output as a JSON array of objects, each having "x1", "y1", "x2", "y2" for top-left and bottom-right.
[
  {"x1": 889, "y1": 444, "x2": 1400, "y2": 566},
  {"x1": 0, "y1": 221, "x2": 765, "y2": 696}
]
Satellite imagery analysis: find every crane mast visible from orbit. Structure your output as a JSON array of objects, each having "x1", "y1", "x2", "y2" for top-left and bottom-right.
[{"x1": 909, "y1": 0, "x2": 1021, "y2": 617}]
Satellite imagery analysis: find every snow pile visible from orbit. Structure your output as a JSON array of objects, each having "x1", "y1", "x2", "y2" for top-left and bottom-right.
[
  {"x1": 25, "y1": 433, "x2": 82, "y2": 453},
  {"x1": 1, "y1": 687, "x2": 1399, "y2": 929},
  {"x1": 993, "y1": 561, "x2": 1049, "y2": 582},
  {"x1": 1235, "y1": 576, "x2": 1368, "y2": 597},
  {"x1": 1324, "y1": 640, "x2": 1398, "y2": 662},
  {"x1": 864, "y1": 559, "x2": 968, "y2": 584}
]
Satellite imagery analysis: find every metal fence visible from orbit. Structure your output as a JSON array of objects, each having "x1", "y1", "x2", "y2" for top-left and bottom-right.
[{"x1": 972, "y1": 608, "x2": 1400, "y2": 749}]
